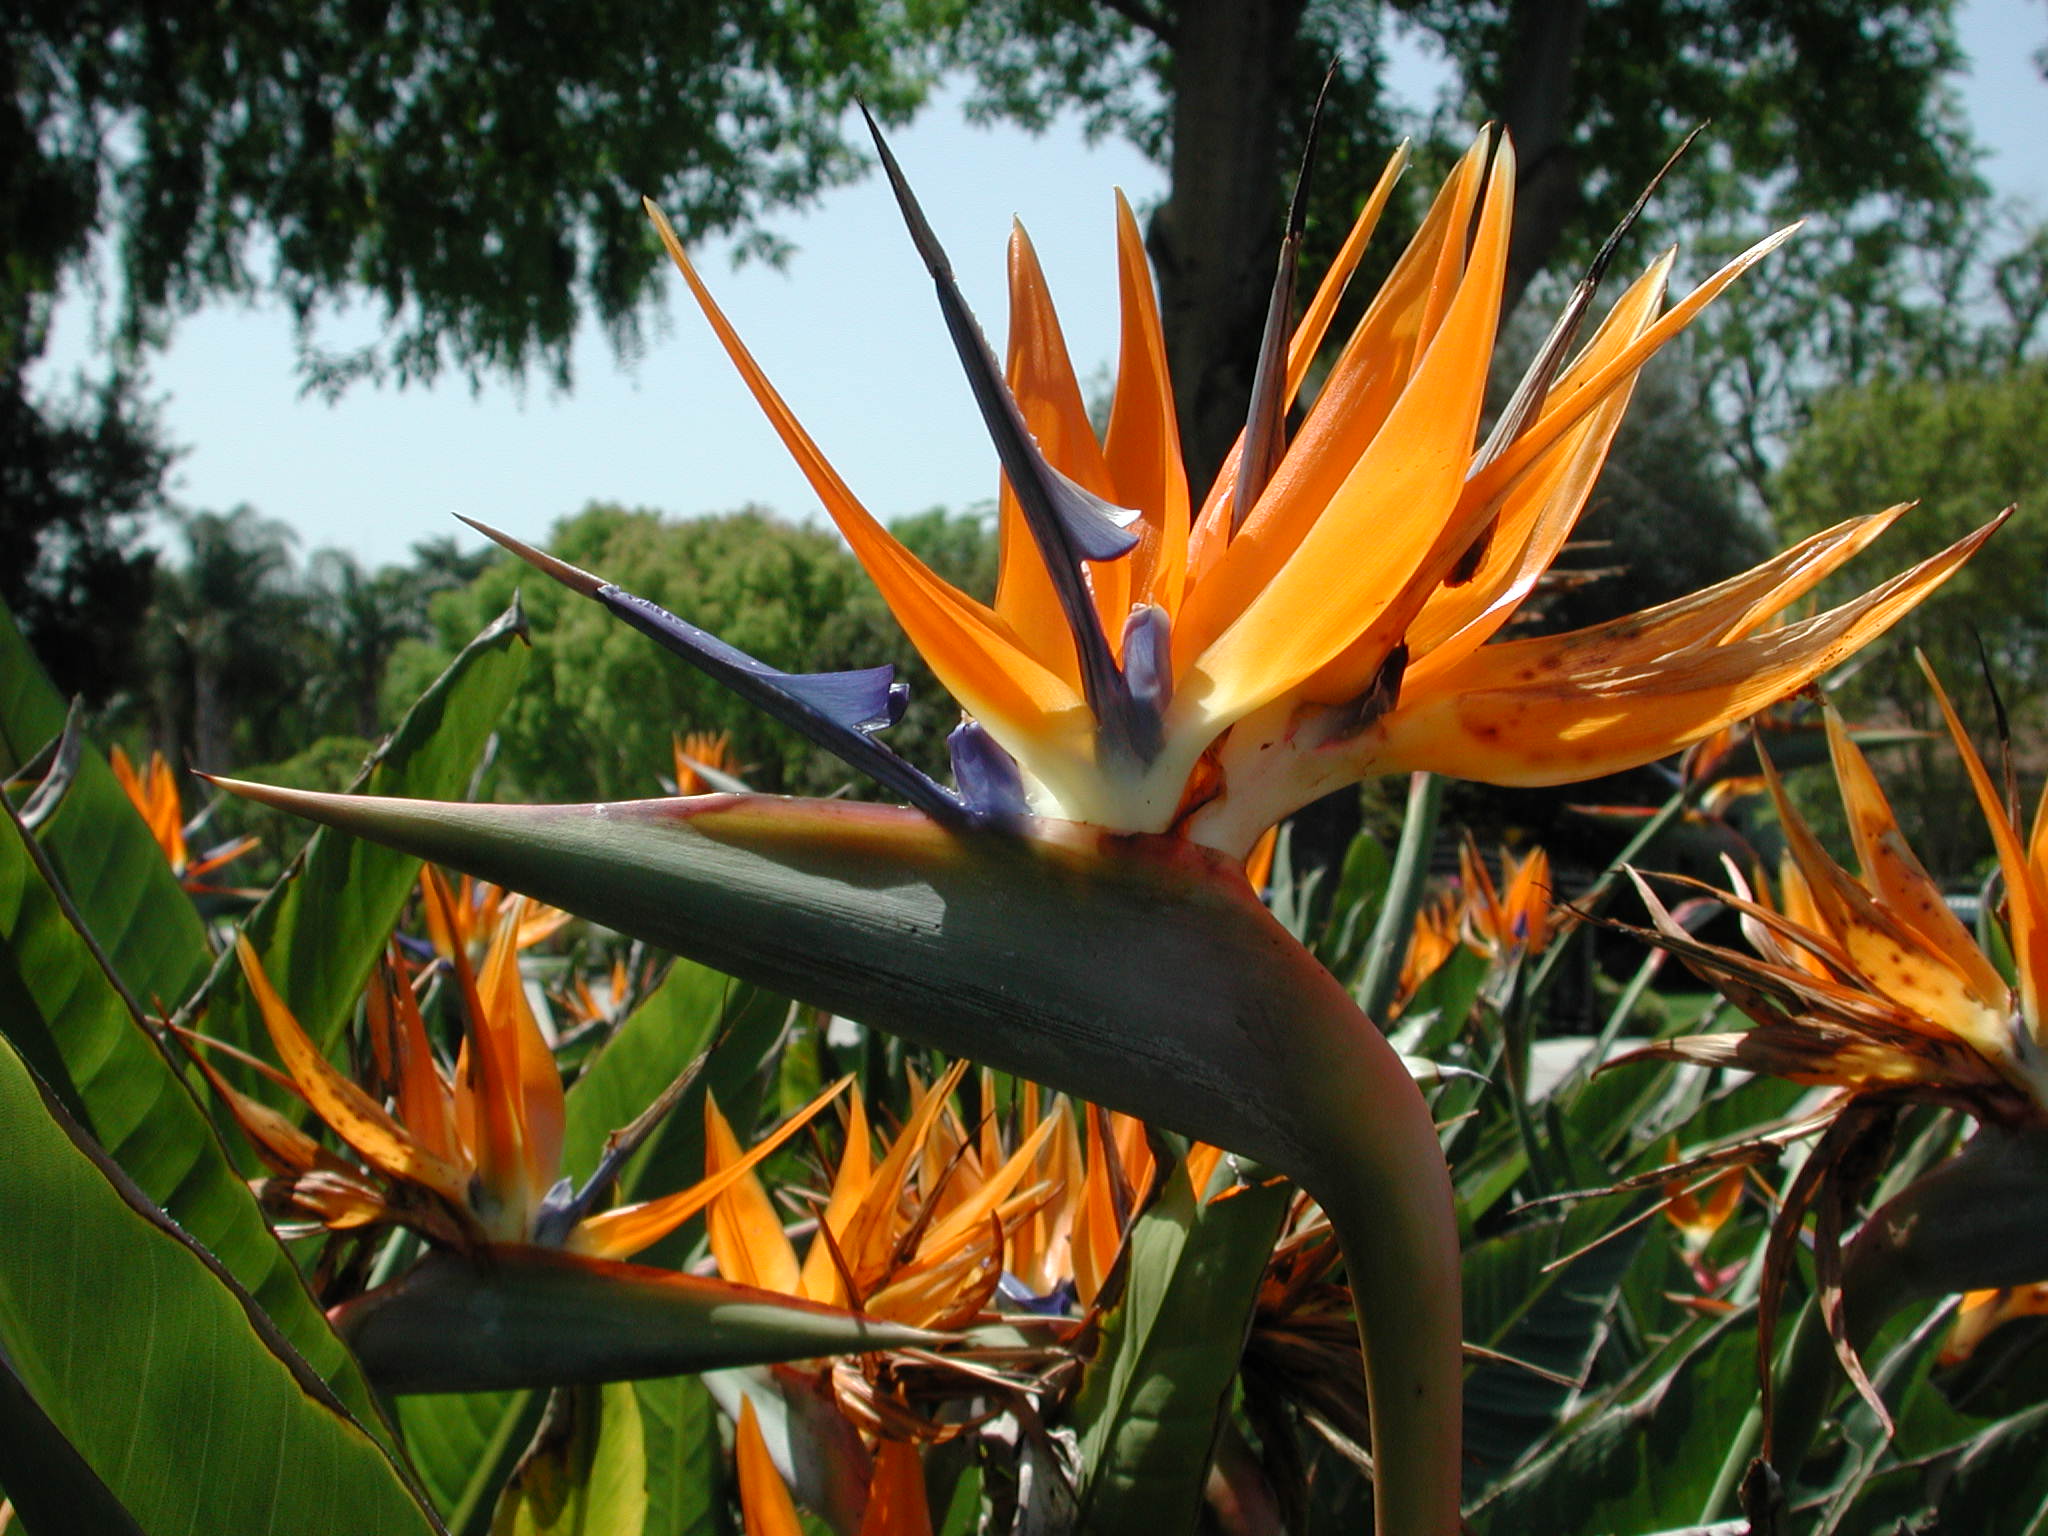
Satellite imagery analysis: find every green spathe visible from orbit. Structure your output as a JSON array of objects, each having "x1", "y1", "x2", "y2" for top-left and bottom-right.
[{"x1": 334, "y1": 1246, "x2": 941, "y2": 1395}]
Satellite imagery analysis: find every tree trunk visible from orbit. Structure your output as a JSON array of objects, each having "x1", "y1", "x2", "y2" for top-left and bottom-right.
[
  {"x1": 1146, "y1": 0, "x2": 1307, "y2": 499},
  {"x1": 191, "y1": 646, "x2": 233, "y2": 773},
  {"x1": 1495, "y1": 0, "x2": 1590, "y2": 315}
]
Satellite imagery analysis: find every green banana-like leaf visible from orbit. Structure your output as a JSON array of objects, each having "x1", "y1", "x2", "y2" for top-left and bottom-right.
[
  {"x1": 398, "y1": 1388, "x2": 545, "y2": 1536},
  {"x1": 1894, "y1": 1398, "x2": 2048, "y2": 1533},
  {"x1": 1761, "y1": 1124, "x2": 2048, "y2": 1489},
  {"x1": 1469, "y1": 1313, "x2": 1756, "y2": 1534},
  {"x1": 0, "y1": 1026, "x2": 442, "y2": 1536},
  {"x1": 0, "y1": 800, "x2": 393, "y2": 1436},
  {"x1": 0, "y1": 594, "x2": 212, "y2": 1014},
  {"x1": 1071, "y1": 1174, "x2": 1294, "y2": 1530},
  {"x1": 192, "y1": 599, "x2": 529, "y2": 1072},
  {"x1": 209, "y1": 784, "x2": 1464, "y2": 1536},
  {"x1": 333, "y1": 1246, "x2": 941, "y2": 1394},
  {"x1": 632, "y1": 1375, "x2": 728, "y2": 1536},
  {"x1": 1357, "y1": 771, "x2": 1443, "y2": 1022},
  {"x1": 0, "y1": 1344, "x2": 147, "y2": 1536},
  {"x1": 491, "y1": 1384, "x2": 650, "y2": 1536},
  {"x1": 1460, "y1": 1212, "x2": 1648, "y2": 1493},
  {"x1": 494, "y1": 1379, "x2": 742, "y2": 1536},
  {"x1": 0, "y1": 595, "x2": 65, "y2": 772}
]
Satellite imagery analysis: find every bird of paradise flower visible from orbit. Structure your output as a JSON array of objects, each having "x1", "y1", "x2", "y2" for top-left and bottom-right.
[
  {"x1": 111, "y1": 746, "x2": 261, "y2": 896},
  {"x1": 178, "y1": 869, "x2": 930, "y2": 1391},
  {"x1": 708, "y1": 1061, "x2": 1235, "y2": 1525},
  {"x1": 1619, "y1": 667, "x2": 2048, "y2": 1464}
]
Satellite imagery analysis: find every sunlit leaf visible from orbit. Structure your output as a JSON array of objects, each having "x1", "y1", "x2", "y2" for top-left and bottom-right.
[
  {"x1": 0, "y1": 799, "x2": 391, "y2": 1436},
  {"x1": 0, "y1": 1026, "x2": 441, "y2": 1534}
]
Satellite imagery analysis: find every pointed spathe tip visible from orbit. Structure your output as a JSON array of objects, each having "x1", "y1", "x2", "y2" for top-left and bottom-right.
[{"x1": 457, "y1": 515, "x2": 606, "y2": 597}]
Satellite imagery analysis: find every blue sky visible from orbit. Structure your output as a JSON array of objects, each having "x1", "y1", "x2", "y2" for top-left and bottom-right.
[{"x1": 39, "y1": 0, "x2": 2048, "y2": 572}]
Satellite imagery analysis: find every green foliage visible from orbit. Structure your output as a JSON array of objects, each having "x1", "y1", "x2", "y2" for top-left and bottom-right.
[
  {"x1": 389, "y1": 503, "x2": 995, "y2": 801},
  {"x1": 1694, "y1": 204, "x2": 2048, "y2": 500},
  {"x1": 141, "y1": 507, "x2": 324, "y2": 770},
  {"x1": 9, "y1": 0, "x2": 931, "y2": 719},
  {"x1": 0, "y1": 591, "x2": 214, "y2": 1011},
  {"x1": 0, "y1": 800, "x2": 390, "y2": 1430},
  {"x1": 0, "y1": 1028, "x2": 440, "y2": 1535},
  {"x1": 1070, "y1": 1175, "x2": 1293, "y2": 1531},
  {"x1": 129, "y1": 510, "x2": 502, "y2": 772},
  {"x1": 491, "y1": 1384, "x2": 650, "y2": 1536},
  {"x1": 12, "y1": 0, "x2": 930, "y2": 392},
  {"x1": 0, "y1": 370, "x2": 166, "y2": 703},
  {"x1": 941, "y1": 0, "x2": 1986, "y2": 479},
  {"x1": 1773, "y1": 359, "x2": 2048, "y2": 868}
]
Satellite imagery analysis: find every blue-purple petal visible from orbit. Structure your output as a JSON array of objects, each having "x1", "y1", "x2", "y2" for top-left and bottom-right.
[
  {"x1": 859, "y1": 105, "x2": 1147, "y2": 760},
  {"x1": 594, "y1": 585, "x2": 969, "y2": 826},
  {"x1": 948, "y1": 722, "x2": 1031, "y2": 823}
]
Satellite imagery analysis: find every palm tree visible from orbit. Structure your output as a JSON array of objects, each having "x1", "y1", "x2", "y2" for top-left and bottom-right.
[
  {"x1": 307, "y1": 551, "x2": 421, "y2": 738},
  {"x1": 147, "y1": 506, "x2": 313, "y2": 769}
]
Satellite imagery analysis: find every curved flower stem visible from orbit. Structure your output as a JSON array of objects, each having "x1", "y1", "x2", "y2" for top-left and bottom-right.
[{"x1": 1291, "y1": 1036, "x2": 1465, "y2": 1536}]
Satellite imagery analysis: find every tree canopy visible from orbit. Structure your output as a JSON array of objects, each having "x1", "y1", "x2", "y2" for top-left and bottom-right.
[
  {"x1": 5, "y1": 0, "x2": 932, "y2": 695},
  {"x1": 8, "y1": 0, "x2": 930, "y2": 390},
  {"x1": 1774, "y1": 358, "x2": 2048, "y2": 866}
]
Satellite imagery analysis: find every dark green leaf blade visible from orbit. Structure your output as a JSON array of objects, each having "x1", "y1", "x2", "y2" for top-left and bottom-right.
[
  {"x1": 0, "y1": 590, "x2": 212, "y2": 1015},
  {"x1": 0, "y1": 799, "x2": 391, "y2": 1435},
  {"x1": 0, "y1": 1027, "x2": 441, "y2": 1536},
  {"x1": 1071, "y1": 1174, "x2": 1293, "y2": 1530},
  {"x1": 1461, "y1": 1214, "x2": 1648, "y2": 1494}
]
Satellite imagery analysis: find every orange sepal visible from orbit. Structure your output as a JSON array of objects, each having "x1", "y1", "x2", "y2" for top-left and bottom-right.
[
  {"x1": 1180, "y1": 141, "x2": 1513, "y2": 728},
  {"x1": 737, "y1": 1397, "x2": 806, "y2": 1536},
  {"x1": 427, "y1": 872, "x2": 533, "y2": 1231},
  {"x1": 233, "y1": 936, "x2": 470, "y2": 1209},
  {"x1": 477, "y1": 902, "x2": 567, "y2": 1211},
  {"x1": 798, "y1": 1090, "x2": 874, "y2": 1305},
  {"x1": 703, "y1": 1089, "x2": 804, "y2": 1295},
  {"x1": 111, "y1": 746, "x2": 190, "y2": 871},
  {"x1": 369, "y1": 954, "x2": 462, "y2": 1167},
  {"x1": 1102, "y1": 191, "x2": 1190, "y2": 614},
  {"x1": 1823, "y1": 705, "x2": 2010, "y2": 1007},
  {"x1": 644, "y1": 199, "x2": 1083, "y2": 759},
  {"x1": 857, "y1": 1438, "x2": 935, "y2": 1536},
  {"x1": 840, "y1": 1062, "x2": 971, "y2": 1294},
  {"x1": 176, "y1": 1029, "x2": 350, "y2": 1180},
  {"x1": 998, "y1": 221, "x2": 1125, "y2": 659},
  {"x1": 1379, "y1": 513, "x2": 2000, "y2": 789},
  {"x1": 1921, "y1": 654, "x2": 2048, "y2": 1037},
  {"x1": 570, "y1": 1076, "x2": 852, "y2": 1263}
]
